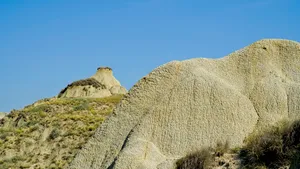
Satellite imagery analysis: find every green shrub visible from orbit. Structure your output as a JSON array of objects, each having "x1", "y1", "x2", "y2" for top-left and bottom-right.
[
  {"x1": 176, "y1": 148, "x2": 213, "y2": 169},
  {"x1": 73, "y1": 102, "x2": 89, "y2": 111},
  {"x1": 24, "y1": 120, "x2": 39, "y2": 127},
  {"x1": 29, "y1": 125, "x2": 40, "y2": 132},
  {"x1": 48, "y1": 128, "x2": 60, "y2": 140},
  {"x1": 0, "y1": 132, "x2": 10, "y2": 141},
  {"x1": 39, "y1": 111, "x2": 47, "y2": 118},
  {"x1": 26, "y1": 104, "x2": 52, "y2": 113}
]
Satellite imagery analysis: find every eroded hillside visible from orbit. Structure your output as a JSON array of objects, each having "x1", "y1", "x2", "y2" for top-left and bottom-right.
[
  {"x1": 70, "y1": 39, "x2": 300, "y2": 169},
  {"x1": 0, "y1": 95, "x2": 123, "y2": 169}
]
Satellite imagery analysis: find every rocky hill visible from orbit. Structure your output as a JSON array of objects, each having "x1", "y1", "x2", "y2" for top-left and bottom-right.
[
  {"x1": 58, "y1": 67, "x2": 127, "y2": 98},
  {"x1": 0, "y1": 95, "x2": 123, "y2": 169},
  {"x1": 70, "y1": 39, "x2": 300, "y2": 169},
  {"x1": 0, "y1": 66, "x2": 127, "y2": 169}
]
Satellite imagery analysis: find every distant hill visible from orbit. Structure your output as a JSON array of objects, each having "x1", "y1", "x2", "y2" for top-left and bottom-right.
[{"x1": 58, "y1": 67, "x2": 127, "y2": 98}]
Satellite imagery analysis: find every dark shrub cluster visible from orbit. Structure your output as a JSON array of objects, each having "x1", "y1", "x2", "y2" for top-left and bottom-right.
[
  {"x1": 176, "y1": 148, "x2": 213, "y2": 169},
  {"x1": 58, "y1": 78, "x2": 106, "y2": 97},
  {"x1": 48, "y1": 128, "x2": 60, "y2": 140},
  {"x1": 239, "y1": 120, "x2": 300, "y2": 169},
  {"x1": 97, "y1": 66, "x2": 112, "y2": 71}
]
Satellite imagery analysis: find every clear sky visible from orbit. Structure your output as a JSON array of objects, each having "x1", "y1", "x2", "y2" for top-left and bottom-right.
[{"x1": 0, "y1": 0, "x2": 299, "y2": 112}]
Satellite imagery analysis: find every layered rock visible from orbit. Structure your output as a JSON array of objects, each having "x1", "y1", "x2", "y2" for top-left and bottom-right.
[
  {"x1": 70, "y1": 39, "x2": 300, "y2": 169},
  {"x1": 58, "y1": 67, "x2": 127, "y2": 98}
]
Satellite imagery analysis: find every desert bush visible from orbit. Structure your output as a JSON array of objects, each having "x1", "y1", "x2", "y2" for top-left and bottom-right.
[
  {"x1": 0, "y1": 132, "x2": 10, "y2": 141},
  {"x1": 239, "y1": 120, "x2": 300, "y2": 169},
  {"x1": 176, "y1": 148, "x2": 213, "y2": 169},
  {"x1": 176, "y1": 141, "x2": 230, "y2": 169},
  {"x1": 39, "y1": 111, "x2": 47, "y2": 118},
  {"x1": 48, "y1": 128, "x2": 60, "y2": 140},
  {"x1": 26, "y1": 104, "x2": 52, "y2": 113},
  {"x1": 282, "y1": 120, "x2": 300, "y2": 154},
  {"x1": 214, "y1": 141, "x2": 229, "y2": 157},
  {"x1": 73, "y1": 102, "x2": 89, "y2": 111},
  {"x1": 95, "y1": 94, "x2": 124, "y2": 103}
]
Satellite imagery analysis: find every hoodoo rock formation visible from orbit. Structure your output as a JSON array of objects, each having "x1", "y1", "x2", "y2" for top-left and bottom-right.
[
  {"x1": 58, "y1": 67, "x2": 127, "y2": 98},
  {"x1": 70, "y1": 39, "x2": 300, "y2": 169}
]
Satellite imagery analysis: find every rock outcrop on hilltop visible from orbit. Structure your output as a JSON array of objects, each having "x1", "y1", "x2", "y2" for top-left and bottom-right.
[
  {"x1": 58, "y1": 67, "x2": 127, "y2": 98},
  {"x1": 0, "y1": 112, "x2": 5, "y2": 119},
  {"x1": 70, "y1": 39, "x2": 300, "y2": 169}
]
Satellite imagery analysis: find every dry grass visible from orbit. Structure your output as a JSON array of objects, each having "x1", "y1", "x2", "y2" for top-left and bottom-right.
[
  {"x1": 0, "y1": 95, "x2": 123, "y2": 169},
  {"x1": 176, "y1": 141, "x2": 230, "y2": 169},
  {"x1": 176, "y1": 148, "x2": 213, "y2": 169},
  {"x1": 214, "y1": 141, "x2": 229, "y2": 157},
  {"x1": 239, "y1": 120, "x2": 300, "y2": 169}
]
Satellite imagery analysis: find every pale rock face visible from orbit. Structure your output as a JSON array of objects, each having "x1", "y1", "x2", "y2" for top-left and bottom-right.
[
  {"x1": 0, "y1": 112, "x2": 6, "y2": 120},
  {"x1": 109, "y1": 86, "x2": 127, "y2": 95},
  {"x1": 59, "y1": 86, "x2": 112, "y2": 98},
  {"x1": 70, "y1": 39, "x2": 300, "y2": 169},
  {"x1": 59, "y1": 67, "x2": 127, "y2": 98},
  {"x1": 92, "y1": 67, "x2": 122, "y2": 89}
]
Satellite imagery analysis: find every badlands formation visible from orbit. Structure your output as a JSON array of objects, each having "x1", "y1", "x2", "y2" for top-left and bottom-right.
[
  {"x1": 58, "y1": 67, "x2": 127, "y2": 98},
  {"x1": 69, "y1": 39, "x2": 300, "y2": 169}
]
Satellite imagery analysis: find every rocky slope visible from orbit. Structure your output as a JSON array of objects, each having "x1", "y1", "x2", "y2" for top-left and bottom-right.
[
  {"x1": 59, "y1": 67, "x2": 127, "y2": 98},
  {"x1": 0, "y1": 95, "x2": 123, "y2": 169},
  {"x1": 70, "y1": 39, "x2": 300, "y2": 169}
]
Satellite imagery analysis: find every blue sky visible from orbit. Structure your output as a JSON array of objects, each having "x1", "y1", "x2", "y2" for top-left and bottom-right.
[{"x1": 0, "y1": 0, "x2": 299, "y2": 112}]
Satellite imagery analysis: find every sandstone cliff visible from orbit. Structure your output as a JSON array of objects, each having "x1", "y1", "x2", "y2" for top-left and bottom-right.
[{"x1": 70, "y1": 39, "x2": 300, "y2": 169}]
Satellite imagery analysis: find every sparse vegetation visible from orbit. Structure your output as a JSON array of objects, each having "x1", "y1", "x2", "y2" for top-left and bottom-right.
[
  {"x1": 239, "y1": 119, "x2": 300, "y2": 169},
  {"x1": 0, "y1": 94, "x2": 123, "y2": 169},
  {"x1": 97, "y1": 66, "x2": 112, "y2": 71},
  {"x1": 178, "y1": 120, "x2": 300, "y2": 169},
  {"x1": 73, "y1": 101, "x2": 89, "y2": 111},
  {"x1": 215, "y1": 141, "x2": 229, "y2": 157},
  {"x1": 176, "y1": 141, "x2": 231, "y2": 169},
  {"x1": 58, "y1": 78, "x2": 106, "y2": 97},
  {"x1": 176, "y1": 148, "x2": 213, "y2": 169},
  {"x1": 48, "y1": 128, "x2": 61, "y2": 140}
]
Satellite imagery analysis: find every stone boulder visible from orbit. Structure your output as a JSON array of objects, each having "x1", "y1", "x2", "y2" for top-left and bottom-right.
[
  {"x1": 58, "y1": 67, "x2": 127, "y2": 98},
  {"x1": 70, "y1": 39, "x2": 300, "y2": 169}
]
